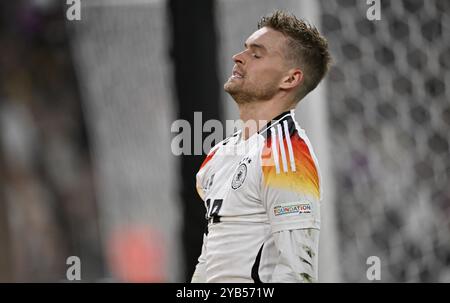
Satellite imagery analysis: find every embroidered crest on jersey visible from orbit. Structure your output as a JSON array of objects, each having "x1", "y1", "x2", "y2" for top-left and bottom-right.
[{"x1": 231, "y1": 157, "x2": 251, "y2": 190}]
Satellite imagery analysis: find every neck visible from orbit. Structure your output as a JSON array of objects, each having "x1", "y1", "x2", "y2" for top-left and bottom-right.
[{"x1": 237, "y1": 98, "x2": 294, "y2": 140}]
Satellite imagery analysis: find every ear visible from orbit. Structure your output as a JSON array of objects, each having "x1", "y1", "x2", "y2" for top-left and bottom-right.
[{"x1": 279, "y1": 68, "x2": 303, "y2": 91}]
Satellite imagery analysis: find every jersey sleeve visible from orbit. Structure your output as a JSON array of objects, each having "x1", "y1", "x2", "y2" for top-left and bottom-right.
[
  {"x1": 260, "y1": 126, "x2": 321, "y2": 233},
  {"x1": 270, "y1": 228, "x2": 319, "y2": 282}
]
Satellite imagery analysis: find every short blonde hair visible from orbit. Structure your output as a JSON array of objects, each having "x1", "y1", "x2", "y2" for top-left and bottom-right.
[{"x1": 258, "y1": 10, "x2": 332, "y2": 101}]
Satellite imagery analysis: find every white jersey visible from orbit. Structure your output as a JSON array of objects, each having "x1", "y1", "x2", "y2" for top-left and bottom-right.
[{"x1": 193, "y1": 110, "x2": 322, "y2": 283}]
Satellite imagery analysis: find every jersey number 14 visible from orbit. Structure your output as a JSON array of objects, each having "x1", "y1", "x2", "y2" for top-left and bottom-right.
[{"x1": 205, "y1": 198, "x2": 223, "y2": 220}]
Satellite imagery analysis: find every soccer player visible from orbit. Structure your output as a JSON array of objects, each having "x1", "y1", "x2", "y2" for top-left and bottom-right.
[{"x1": 191, "y1": 10, "x2": 331, "y2": 283}]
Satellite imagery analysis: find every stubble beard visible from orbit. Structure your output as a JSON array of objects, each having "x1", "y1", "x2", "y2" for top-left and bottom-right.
[{"x1": 224, "y1": 79, "x2": 278, "y2": 104}]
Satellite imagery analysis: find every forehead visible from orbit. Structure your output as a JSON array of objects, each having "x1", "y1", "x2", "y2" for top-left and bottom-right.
[{"x1": 245, "y1": 27, "x2": 287, "y2": 54}]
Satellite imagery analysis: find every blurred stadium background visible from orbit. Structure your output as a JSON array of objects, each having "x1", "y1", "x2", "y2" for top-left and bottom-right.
[{"x1": 0, "y1": 0, "x2": 448, "y2": 282}]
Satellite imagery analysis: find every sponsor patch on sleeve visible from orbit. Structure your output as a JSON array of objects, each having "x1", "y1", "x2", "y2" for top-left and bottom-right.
[{"x1": 273, "y1": 201, "x2": 312, "y2": 217}]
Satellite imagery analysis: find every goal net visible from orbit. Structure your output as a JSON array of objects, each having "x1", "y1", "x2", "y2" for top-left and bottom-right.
[{"x1": 320, "y1": 0, "x2": 450, "y2": 282}]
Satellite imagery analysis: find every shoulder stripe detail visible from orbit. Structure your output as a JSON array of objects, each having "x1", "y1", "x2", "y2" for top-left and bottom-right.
[
  {"x1": 283, "y1": 120, "x2": 296, "y2": 172},
  {"x1": 261, "y1": 127, "x2": 320, "y2": 200},
  {"x1": 199, "y1": 130, "x2": 241, "y2": 171},
  {"x1": 199, "y1": 149, "x2": 217, "y2": 170},
  {"x1": 268, "y1": 121, "x2": 297, "y2": 174},
  {"x1": 271, "y1": 128, "x2": 281, "y2": 174},
  {"x1": 277, "y1": 124, "x2": 289, "y2": 173}
]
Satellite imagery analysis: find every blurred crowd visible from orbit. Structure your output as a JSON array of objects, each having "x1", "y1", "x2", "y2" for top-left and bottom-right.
[{"x1": 0, "y1": 1, "x2": 104, "y2": 281}]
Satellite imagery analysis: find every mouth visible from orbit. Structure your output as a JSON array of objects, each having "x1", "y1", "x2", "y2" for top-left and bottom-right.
[{"x1": 231, "y1": 68, "x2": 244, "y2": 79}]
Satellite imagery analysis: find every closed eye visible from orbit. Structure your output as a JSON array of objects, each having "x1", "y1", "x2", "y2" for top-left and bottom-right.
[{"x1": 244, "y1": 42, "x2": 265, "y2": 59}]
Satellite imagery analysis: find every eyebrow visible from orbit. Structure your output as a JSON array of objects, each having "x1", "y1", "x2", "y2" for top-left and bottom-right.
[{"x1": 244, "y1": 42, "x2": 267, "y2": 52}]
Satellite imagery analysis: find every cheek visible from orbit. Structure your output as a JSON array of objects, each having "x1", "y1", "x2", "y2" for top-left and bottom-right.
[{"x1": 249, "y1": 66, "x2": 282, "y2": 86}]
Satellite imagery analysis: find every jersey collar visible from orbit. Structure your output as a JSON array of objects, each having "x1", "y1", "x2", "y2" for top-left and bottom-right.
[{"x1": 258, "y1": 109, "x2": 295, "y2": 138}]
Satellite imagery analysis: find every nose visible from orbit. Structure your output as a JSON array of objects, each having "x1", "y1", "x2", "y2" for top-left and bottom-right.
[{"x1": 232, "y1": 51, "x2": 245, "y2": 65}]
